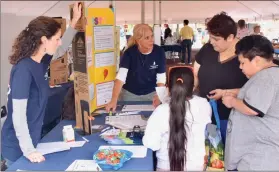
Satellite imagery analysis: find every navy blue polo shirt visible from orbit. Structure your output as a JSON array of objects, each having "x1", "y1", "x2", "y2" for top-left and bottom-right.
[
  {"x1": 1, "y1": 56, "x2": 51, "y2": 161},
  {"x1": 120, "y1": 44, "x2": 166, "y2": 95}
]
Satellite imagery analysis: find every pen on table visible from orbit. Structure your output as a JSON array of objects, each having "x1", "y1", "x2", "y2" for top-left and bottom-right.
[
  {"x1": 101, "y1": 126, "x2": 110, "y2": 133},
  {"x1": 82, "y1": 137, "x2": 89, "y2": 143}
]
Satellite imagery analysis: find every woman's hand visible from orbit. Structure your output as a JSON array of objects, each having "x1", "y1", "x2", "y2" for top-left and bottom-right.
[
  {"x1": 207, "y1": 89, "x2": 225, "y2": 100},
  {"x1": 70, "y1": 2, "x2": 82, "y2": 28},
  {"x1": 105, "y1": 100, "x2": 117, "y2": 113},
  {"x1": 152, "y1": 94, "x2": 161, "y2": 108},
  {"x1": 27, "y1": 151, "x2": 45, "y2": 163}
]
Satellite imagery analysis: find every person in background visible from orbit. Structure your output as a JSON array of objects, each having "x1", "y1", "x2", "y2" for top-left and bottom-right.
[
  {"x1": 193, "y1": 12, "x2": 248, "y2": 144},
  {"x1": 179, "y1": 19, "x2": 195, "y2": 64},
  {"x1": 202, "y1": 18, "x2": 211, "y2": 44},
  {"x1": 164, "y1": 28, "x2": 177, "y2": 45},
  {"x1": 164, "y1": 24, "x2": 172, "y2": 41},
  {"x1": 1, "y1": 2, "x2": 81, "y2": 167},
  {"x1": 105, "y1": 24, "x2": 166, "y2": 112},
  {"x1": 164, "y1": 28, "x2": 177, "y2": 59},
  {"x1": 236, "y1": 19, "x2": 250, "y2": 39},
  {"x1": 143, "y1": 66, "x2": 212, "y2": 171},
  {"x1": 223, "y1": 35, "x2": 279, "y2": 171},
  {"x1": 252, "y1": 25, "x2": 264, "y2": 36}
]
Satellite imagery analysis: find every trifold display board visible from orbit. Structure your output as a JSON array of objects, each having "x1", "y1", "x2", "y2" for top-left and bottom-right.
[{"x1": 70, "y1": 2, "x2": 116, "y2": 135}]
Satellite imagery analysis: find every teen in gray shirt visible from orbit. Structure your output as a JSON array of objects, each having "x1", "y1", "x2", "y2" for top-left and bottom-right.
[{"x1": 222, "y1": 35, "x2": 279, "y2": 171}]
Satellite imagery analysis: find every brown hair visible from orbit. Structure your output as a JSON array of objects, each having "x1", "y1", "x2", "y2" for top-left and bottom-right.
[
  {"x1": 207, "y1": 12, "x2": 237, "y2": 40},
  {"x1": 9, "y1": 16, "x2": 61, "y2": 65},
  {"x1": 126, "y1": 24, "x2": 153, "y2": 50}
]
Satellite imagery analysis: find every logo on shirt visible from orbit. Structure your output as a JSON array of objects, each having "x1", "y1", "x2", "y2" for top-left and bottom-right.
[
  {"x1": 149, "y1": 61, "x2": 158, "y2": 70},
  {"x1": 44, "y1": 67, "x2": 49, "y2": 80}
]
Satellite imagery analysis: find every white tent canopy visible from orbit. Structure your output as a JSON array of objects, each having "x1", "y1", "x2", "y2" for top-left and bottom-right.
[{"x1": 1, "y1": 1, "x2": 279, "y2": 24}]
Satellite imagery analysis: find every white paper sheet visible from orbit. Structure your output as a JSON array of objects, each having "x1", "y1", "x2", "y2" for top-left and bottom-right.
[
  {"x1": 155, "y1": 86, "x2": 170, "y2": 104},
  {"x1": 95, "y1": 52, "x2": 115, "y2": 68},
  {"x1": 94, "y1": 26, "x2": 114, "y2": 51},
  {"x1": 89, "y1": 84, "x2": 94, "y2": 101},
  {"x1": 66, "y1": 141, "x2": 86, "y2": 148},
  {"x1": 66, "y1": 160, "x2": 102, "y2": 171},
  {"x1": 86, "y1": 36, "x2": 93, "y2": 67},
  {"x1": 122, "y1": 105, "x2": 155, "y2": 112},
  {"x1": 98, "y1": 145, "x2": 147, "y2": 158},
  {"x1": 96, "y1": 81, "x2": 114, "y2": 106},
  {"x1": 36, "y1": 142, "x2": 70, "y2": 155}
]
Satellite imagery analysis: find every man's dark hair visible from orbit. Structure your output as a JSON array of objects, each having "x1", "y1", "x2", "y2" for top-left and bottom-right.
[
  {"x1": 238, "y1": 19, "x2": 246, "y2": 29},
  {"x1": 183, "y1": 20, "x2": 189, "y2": 25},
  {"x1": 206, "y1": 12, "x2": 237, "y2": 40},
  {"x1": 235, "y1": 35, "x2": 274, "y2": 61}
]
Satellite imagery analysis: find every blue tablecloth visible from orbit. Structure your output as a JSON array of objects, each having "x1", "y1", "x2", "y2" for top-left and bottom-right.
[{"x1": 7, "y1": 102, "x2": 154, "y2": 171}]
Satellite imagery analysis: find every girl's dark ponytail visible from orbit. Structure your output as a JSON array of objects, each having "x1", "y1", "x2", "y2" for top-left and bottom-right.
[{"x1": 168, "y1": 67, "x2": 194, "y2": 171}]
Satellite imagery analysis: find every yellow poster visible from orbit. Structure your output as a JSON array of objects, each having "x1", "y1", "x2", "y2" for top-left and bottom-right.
[{"x1": 85, "y1": 8, "x2": 116, "y2": 112}]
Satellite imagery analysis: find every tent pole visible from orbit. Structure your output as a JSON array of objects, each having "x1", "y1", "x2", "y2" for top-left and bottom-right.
[
  {"x1": 159, "y1": 0, "x2": 162, "y2": 25},
  {"x1": 153, "y1": 0, "x2": 156, "y2": 25},
  {"x1": 141, "y1": 0, "x2": 145, "y2": 24}
]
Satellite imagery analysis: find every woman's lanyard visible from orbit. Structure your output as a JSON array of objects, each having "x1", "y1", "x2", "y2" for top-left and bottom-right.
[
  {"x1": 138, "y1": 49, "x2": 151, "y2": 67},
  {"x1": 139, "y1": 54, "x2": 147, "y2": 67}
]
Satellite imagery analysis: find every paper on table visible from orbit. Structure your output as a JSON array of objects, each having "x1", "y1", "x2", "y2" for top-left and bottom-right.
[
  {"x1": 66, "y1": 160, "x2": 102, "y2": 171},
  {"x1": 155, "y1": 86, "x2": 170, "y2": 104},
  {"x1": 66, "y1": 141, "x2": 86, "y2": 148},
  {"x1": 36, "y1": 142, "x2": 70, "y2": 155},
  {"x1": 98, "y1": 145, "x2": 147, "y2": 158},
  {"x1": 122, "y1": 105, "x2": 155, "y2": 112}
]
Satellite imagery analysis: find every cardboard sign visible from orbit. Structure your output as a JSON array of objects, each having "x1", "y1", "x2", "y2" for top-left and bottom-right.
[{"x1": 71, "y1": 2, "x2": 116, "y2": 135}]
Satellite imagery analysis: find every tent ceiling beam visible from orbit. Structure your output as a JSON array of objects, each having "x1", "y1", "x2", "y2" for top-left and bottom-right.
[
  {"x1": 41, "y1": 1, "x2": 60, "y2": 16},
  {"x1": 237, "y1": 1, "x2": 262, "y2": 17}
]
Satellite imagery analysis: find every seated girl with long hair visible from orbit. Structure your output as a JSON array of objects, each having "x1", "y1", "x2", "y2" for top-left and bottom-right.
[{"x1": 143, "y1": 66, "x2": 212, "y2": 171}]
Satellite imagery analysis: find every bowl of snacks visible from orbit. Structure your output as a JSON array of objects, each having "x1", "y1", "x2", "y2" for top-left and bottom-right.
[{"x1": 93, "y1": 148, "x2": 133, "y2": 170}]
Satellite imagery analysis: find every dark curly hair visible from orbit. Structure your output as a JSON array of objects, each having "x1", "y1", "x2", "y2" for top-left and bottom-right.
[
  {"x1": 207, "y1": 12, "x2": 237, "y2": 40},
  {"x1": 9, "y1": 16, "x2": 61, "y2": 65}
]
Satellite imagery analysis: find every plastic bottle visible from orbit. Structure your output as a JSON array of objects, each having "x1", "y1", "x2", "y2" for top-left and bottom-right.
[{"x1": 63, "y1": 125, "x2": 75, "y2": 142}]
